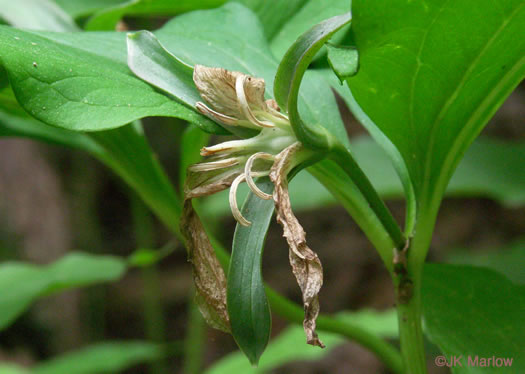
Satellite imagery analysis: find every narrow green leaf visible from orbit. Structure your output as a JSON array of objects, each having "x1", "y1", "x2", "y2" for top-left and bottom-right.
[
  {"x1": 0, "y1": 0, "x2": 79, "y2": 32},
  {"x1": 33, "y1": 342, "x2": 163, "y2": 374},
  {"x1": 205, "y1": 309, "x2": 397, "y2": 374},
  {"x1": 0, "y1": 252, "x2": 126, "y2": 330},
  {"x1": 127, "y1": 30, "x2": 198, "y2": 106},
  {"x1": 126, "y1": 30, "x2": 227, "y2": 134},
  {"x1": 348, "y1": 0, "x2": 525, "y2": 216},
  {"x1": 423, "y1": 263, "x2": 525, "y2": 373},
  {"x1": 228, "y1": 179, "x2": 274, "y2": 365},
  {"x1": 327, "y1": 44, "x2": 359, "y2": 83},
  {"x1": 0, "y1": 26, "x2": 208, "y2": 132},
  {"x1": 274, "y1": 12, "x2": 351, "y2": 149}
]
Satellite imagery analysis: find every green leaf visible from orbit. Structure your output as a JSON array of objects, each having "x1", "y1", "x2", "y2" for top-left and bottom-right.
[
  {"x1": 127, "y1": 30, "x2": 198, "y2": 106},
  {"x1": 228, "y1": 179, "x2": 274, "y2": 365},
  {"x1": 0, "y1": 364, "x2": 27, "y2": 374},
  {"x1": 423, "y1": 263, "x2": 525, "y2": 373},
  {"x1": 205, "y1": 309, "x2": 397, "y2": 374},
  {"x1": 233, "y1": 0, "x2": 308, "y2": 40},
  {"x1": 269, "y1": 0, "x2": 350, "y2": 60},
  {"x1": 126, "y1": 30, "x2": 226, "y2": 134},
  {"x1": 347, "y1": 0, "x2": 525, "y2": 215},
  {"x1": 0, "y1": 0, "x2": 79, "y2": 32},
  {"x1": 0, "y1": 26, "x2": 210, "y2": 132},
  {"x1": 0, "y1": 252, "x2": 126, "y2": 330},
  {"x1": 274, "y1": 12, "x2": 351, "y2": 149},
  {"x1": 53, "y1": 0, "x2": 127, "y2": 19},
  {"x1": 327, "y1": 44, "x2": 359, "y2": 83},
  {"x1": 85, "y1": 0, "x2": 227, "y2": 31},
  {"x1": 33, "y1": 342, "x2": 163, "y2": 374},
  {"x1": 447, "y1": 238, "x2": 525, "y2": 285}
]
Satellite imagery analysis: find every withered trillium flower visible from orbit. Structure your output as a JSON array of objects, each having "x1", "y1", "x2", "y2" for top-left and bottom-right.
[{"x1": 181, "y1": 65, "x2": 325, "y2": 347}]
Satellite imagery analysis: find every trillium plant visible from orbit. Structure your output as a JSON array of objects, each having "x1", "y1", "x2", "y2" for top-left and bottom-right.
[{"x1": 0, "y1": 1, "x2": 523, "y2": 373}]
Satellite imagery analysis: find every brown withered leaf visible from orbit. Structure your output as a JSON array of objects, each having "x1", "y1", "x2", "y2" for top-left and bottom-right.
[
  {"x1": 269, "y1": 143, "x2": 325, "y2": 348},
  {"x1": 180, "y1": 171, "x2": 237, "y2": 333}
]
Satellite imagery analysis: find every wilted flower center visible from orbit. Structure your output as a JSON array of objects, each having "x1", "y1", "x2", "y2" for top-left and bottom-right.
[{"x1": 190, "y1": 65, "x2": 298, "y2": 226}]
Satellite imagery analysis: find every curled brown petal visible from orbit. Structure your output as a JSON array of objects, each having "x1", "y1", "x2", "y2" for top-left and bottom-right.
[{"x1": 269, "y1": 143, "x2": 325, "y2": 348}]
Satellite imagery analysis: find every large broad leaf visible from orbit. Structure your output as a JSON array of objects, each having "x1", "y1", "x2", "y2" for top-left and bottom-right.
[
  {"x1": 0, "y1": 25, "x2": 217, "y2": 133},
  {"x1": 0, "y1": 342, "x2": 163, "y2": 374},
  {"x1": 0, "y1": 252, "x2": 126, "y2": 330},
  {"x1": 205, "y1": 309, "x2": 398, "y2": 374},
  {"x1": 422, "y1": 263, "x2": 525, "y2": 373},
  {"x1": 227, "y1": 179, "x2": 274, "y2": 365},
  {"x1": 347, "y1": 0, "x2": 525, "y2": 219}
]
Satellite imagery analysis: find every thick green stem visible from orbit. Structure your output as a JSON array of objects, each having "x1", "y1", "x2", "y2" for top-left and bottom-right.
[
  {"x1": 396, "y1": 280, "x2": 426, "y2": 374},
  {"x1": 329, "y1": 145, "x2": 405, "y2": 251},
  {"x1": 394, "y1": 199, "x2": 439, "y2": 374}
]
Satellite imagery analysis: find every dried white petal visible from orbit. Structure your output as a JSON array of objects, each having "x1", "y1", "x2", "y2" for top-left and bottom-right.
[
  {"x1": 188, "y1": 157, "x2": 240, "y2": 172},
  {"x1": 245, "y1": 152, "x2": 274, "y2": 200},
  {"x1": 196, "y1": 101, "x2": 239, "y2": 126},
  {"x1": 229, "y1": 173, "x2": 251, "y2": 226}
]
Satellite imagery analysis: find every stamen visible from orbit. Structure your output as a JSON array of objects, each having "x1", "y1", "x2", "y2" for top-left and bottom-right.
[
  {"x1": 201, "y1": 138, "x2": 254, "y2": 156},
  {"x1": 229, "y1": 174, "x2": 251, "y2": 226},
  {"x1": 196, "y1": 102, "x2": 238, "y2": 126},
  {"x1": 235, "y1": 76, "x2": 274, "y2": 129},
  {"x1": 188, "y1": 157, "x2": 240, "y2": 172},
  {"x1": 244, "y1": 153, "x2": 274, "y2": 200}
]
